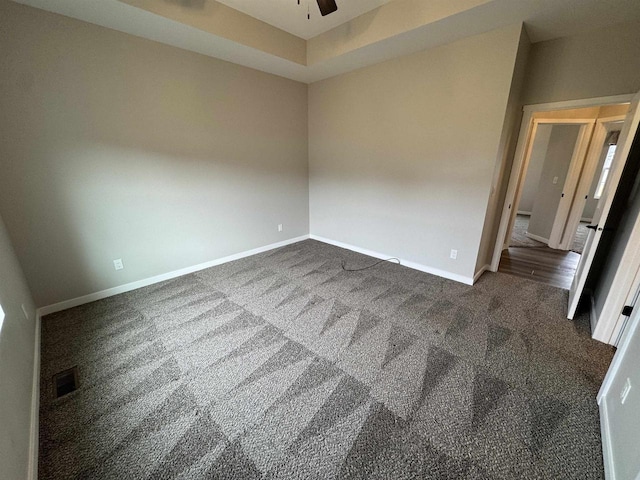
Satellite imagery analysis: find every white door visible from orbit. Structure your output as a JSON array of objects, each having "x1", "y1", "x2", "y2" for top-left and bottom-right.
[
  {"x1": 597, "y1": 299, "x2": 640, "y2": 480},
  {"x1": 568, "y1": 91, "x2": 640, "y2": 319}
]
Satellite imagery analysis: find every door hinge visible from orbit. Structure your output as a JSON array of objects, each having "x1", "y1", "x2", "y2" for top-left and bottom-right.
[{"x1": 622, "y1": 305, "x2": 634, "y2": 316}]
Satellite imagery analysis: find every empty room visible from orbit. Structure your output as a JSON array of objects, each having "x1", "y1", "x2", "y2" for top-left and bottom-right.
[{"x1": 2, "y1": 0, "x2": 640, "y2": 479}]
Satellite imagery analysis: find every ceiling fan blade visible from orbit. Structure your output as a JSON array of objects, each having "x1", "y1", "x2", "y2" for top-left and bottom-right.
[
  {"x1": 163, "y1": 0, "x2": 205, "y2": 9},
  {"x1": 317, "y1": 0, "x2": 338, "y2": 16}
]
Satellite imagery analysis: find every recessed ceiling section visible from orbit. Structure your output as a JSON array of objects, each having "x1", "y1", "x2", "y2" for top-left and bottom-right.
[
  {"x1": 9, "y1": 0, "x2": 640, "y2": 83},
  {"x1": 119, "y1": 0, "x2": 306, "y2": 64},
  {"x1": 307, "y1": 0, "x2": 640, "y2": 68},
  {"x1": 215, "y1": 0, "x2": 396, "y2": 40},
  {"x1": 307, "y1": 0, "x2": 494, "y2": 65}
]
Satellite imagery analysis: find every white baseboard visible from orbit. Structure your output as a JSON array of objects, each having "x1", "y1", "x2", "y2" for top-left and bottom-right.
[
  {"x1": 309, "y1": 234, "x2": 474, "y2": 285},
  {"x1": 38, "y1": 235, "x2": 310, "y2": 316},
  {"x1": 598, "y1": 399, "x2": 615, "y2": 480},
  {"x1": 525, "y1": 232, "x2": 549, "y2": 244},
  {"x1": 28, "y1": 312, "x2": 41, "y2": 480},
  {"x1": 474, "y1": 264, "x2": 491, "y2": 283}
]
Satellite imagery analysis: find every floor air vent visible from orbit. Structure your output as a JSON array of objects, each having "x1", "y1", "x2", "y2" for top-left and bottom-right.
[{"x1": 53, "y1": 366, "x2": 79, "y2": 399}]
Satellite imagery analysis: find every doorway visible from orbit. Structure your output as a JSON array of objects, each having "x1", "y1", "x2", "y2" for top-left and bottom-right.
[
  {"x1": 502, "y1": 120, "x2": 585, "y2": 289},
  {"x1": 494, "y1": 102, "x2": 631, "y2": 291},
  {"x1": 510, "y1": 123, "x2": 586, "y2": 251}
]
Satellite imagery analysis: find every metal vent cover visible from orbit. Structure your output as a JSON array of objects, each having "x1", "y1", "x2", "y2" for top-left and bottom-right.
[{"x1": 53, "y1": 366, "x2": 79, "y2": 399}]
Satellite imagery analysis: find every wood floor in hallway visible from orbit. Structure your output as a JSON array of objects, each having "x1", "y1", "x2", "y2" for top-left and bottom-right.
[{"x1": 498, "y1": 246, "x2": 580, "y2": 290}]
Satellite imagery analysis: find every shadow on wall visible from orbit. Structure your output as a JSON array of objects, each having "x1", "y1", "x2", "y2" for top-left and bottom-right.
[
  {"x1": 10, "y1": 131, "x2": 307, "y2": 307},
  {"x1": 0, "y1": 9, "x2": 308, "y2": 307}
]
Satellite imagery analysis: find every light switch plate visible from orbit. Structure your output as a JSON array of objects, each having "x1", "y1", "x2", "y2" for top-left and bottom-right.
[{"x1": 621, "y1": 378, "x2": 631, "y2": 404}]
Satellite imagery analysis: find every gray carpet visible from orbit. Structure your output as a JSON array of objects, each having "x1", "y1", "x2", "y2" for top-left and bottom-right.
[
  {"x1": 511, "y1": 214, "x2": 589, "y2": 254},
  {"x1": 510, "y1": 215, "x2": 546, "y2": 249},
  {"x1": 39, "y1": 239, "x2": 615, "y2": 480}
]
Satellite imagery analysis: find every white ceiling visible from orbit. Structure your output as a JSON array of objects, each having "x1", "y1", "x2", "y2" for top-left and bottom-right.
[{"x1": 215, "y1": 0, "x2": 395, "y2": 39}]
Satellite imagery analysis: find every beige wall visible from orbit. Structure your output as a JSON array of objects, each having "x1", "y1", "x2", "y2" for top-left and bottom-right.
[
  {"x1": 527, "y1": 125, "x2": 581, "y2": 240},
  {"x1": 474, "y1": 25, "x2": 530, "y2": 273},
  {"x1": 522, "y1": 20, "x2": 640, "y2": 105},
  {"x1": 0, "y1": 1, "x2": 309, "y2": 307},
  {"x1": 518, "y1": 125, "x2": 552, "y2": 214},
  {"x1": 0, "y1": 214, "x2": 37, "y2": 480},
  {"x1": 309, "y1": 24, "x2": 523, "y2": 281}
]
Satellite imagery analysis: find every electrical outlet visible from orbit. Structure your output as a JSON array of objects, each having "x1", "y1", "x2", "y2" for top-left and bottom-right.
[
  {"x1": 278, "y1": 224, "x2": 283, "y2": 232},
  {"x1": 552, "y1": 176, "x2": 559, "y2": 185},
  {"x1": 621, "y1": 378, "x2": 632, "y2": 404},
  {"x1": 21, "y1": 304, "x2": 29, "y2": 320},
  {"x1": 450, "y1": 249, "x2": 458, "y2": 260},
  {"x1": 113, "y1": 258, "x2": 124, "y2": 271}
]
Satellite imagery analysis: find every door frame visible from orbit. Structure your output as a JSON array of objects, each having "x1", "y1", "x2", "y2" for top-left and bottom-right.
[
  {"x1": 490, "y1": 94, "x2": 635, "y2": 273},
  {"x1": 499, "y1": 117, "x2": 595, "y2": 252},
  {"x1": 593, "y1": 200, "x2": 640, "y2": 344}
]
